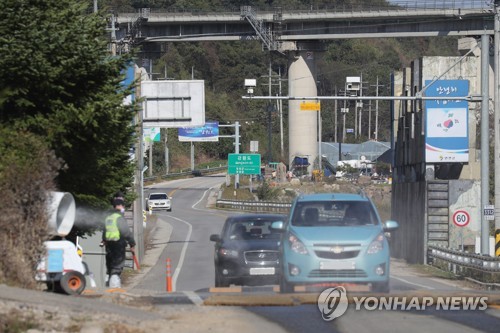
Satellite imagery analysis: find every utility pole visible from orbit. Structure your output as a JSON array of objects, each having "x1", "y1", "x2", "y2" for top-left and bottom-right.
[
  {"x1": 358, "y1": 72, "x2": 363, "y2": 139},
  {"x1": 269, "y1": 61, "x2": 272, "y2": 164},
  {"x1": 494, "y1": 0, "x2": 500, "y2": 255},
  {"x1": 149, "y1": 139, "x2": 153, "y2": 177},
  {"x1": 375, "y1": 76, "x2": 379, "y2": 141},
  {"x1": 371, "y1": 76, "x2": 384, "y2": 141},
  {"x1": 278, "y1": 67, "x2": 284, "y2": 158},
  {"x1": 342, "y1": 87, "x2": 347, "y2": 143},
  {"x1": 164, "y1": 132, "x2": 169, "y2": 174},
  {"x1": 334, "y1": 86, "x2": 338, "y2": 143},
  {"x1": 318, "y1": 109, "x2": 322, "y2": 172},
  {"x1": 261, "y1": 60, "x2": 280, "y2": 164},
  {"x1": 368, "y1": 99, "x2": 372, "y2": 140},
  {"x1": 354, "y1": 93, "x2": 358, "y2": 139},
  {"x1": 480, "y1": 33, "x2": 490, "y2": 255},
  {"x1": 235, "y1": 121, "x2": 240, "y2": 188}
]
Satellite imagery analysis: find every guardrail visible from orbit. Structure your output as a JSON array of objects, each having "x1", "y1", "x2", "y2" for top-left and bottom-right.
[
  {"x1": 428, "y1": 245, "x2": 500, "y2": 273},
  {"x1": 144, "y1": 165, "x2": 227, "y2": 182},
  {"x1": 216, "y1": 199, "x2": 292, "y2": 213}
]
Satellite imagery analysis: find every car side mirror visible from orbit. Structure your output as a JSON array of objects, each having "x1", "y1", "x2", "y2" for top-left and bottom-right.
[
  {"x1": 383, "y1": 220, "x2": 399, "y2": 232},
  {"x1": 270, "y1": 221, "x2": 284, "y2": 231},
  {"x1": 210, "y1": 234, "x2": 221, "y2": 242}
]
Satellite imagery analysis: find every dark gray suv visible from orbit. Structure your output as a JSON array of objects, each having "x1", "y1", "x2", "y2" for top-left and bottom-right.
[{"x1": 209, "y1": 214, "x2": 286, "y2": 287}]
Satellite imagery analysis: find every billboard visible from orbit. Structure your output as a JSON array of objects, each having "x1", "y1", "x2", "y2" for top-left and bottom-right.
[
  {"x1": 178, "y1": 121, "x2": 219, "y2": 142},
  {"x1": 141, "y1": 80, "x2": 205, "y2": 128},
  {"x1": 424, "y1": 80, "x2": 469, "y2": 163}
]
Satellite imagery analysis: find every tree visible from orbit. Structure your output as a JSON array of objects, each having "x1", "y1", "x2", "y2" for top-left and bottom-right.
[{"x1": 0, "y1": 0, "x2": 138, "y2": 209}]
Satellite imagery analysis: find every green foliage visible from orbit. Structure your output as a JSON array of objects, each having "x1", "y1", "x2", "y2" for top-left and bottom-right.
[
  {"x1": 375, "y1": 162, "x2": 391, "y2": 175},
  {"x1": 256, "y1": 180, "x2": 279, "y2": 201},
  {"x1": 0, "y1": 0, "x2": 138, "y2": 209},
  {"x1": 337, "y1": 163, "x2": 357, "y2": 175}
]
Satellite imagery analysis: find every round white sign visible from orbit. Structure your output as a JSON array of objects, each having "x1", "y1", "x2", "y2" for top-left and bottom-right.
[{"x1": 452, "y1": 210, "x2": 470, "y2": 227}]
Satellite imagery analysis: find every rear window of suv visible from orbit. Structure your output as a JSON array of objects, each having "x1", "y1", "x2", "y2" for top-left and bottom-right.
[
  {"x1": 150, "y1": 194, "x2": 168, "y2": 200},
  {"x1": 226, "y1": 220, "x2": 282, "y2": 240},
  {"x1": 291, "y1": 201, "x2": 378, "y2": 227}
]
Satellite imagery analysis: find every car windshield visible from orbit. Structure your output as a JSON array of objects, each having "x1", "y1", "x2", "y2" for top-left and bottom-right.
[
  {"x1": 226, "y1": 219, "x2": 282, "y2": 240},
  {"x1": 150, "y1": 194, "x2": 168, "y2": 200},
  {"x1": 291, "y1": 201, "x2": 378, "y2": 227}
]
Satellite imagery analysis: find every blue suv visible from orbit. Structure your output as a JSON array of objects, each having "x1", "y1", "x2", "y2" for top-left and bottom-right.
[{"x1": 273, "y1": 192, "x2": 398, "y2": 293}]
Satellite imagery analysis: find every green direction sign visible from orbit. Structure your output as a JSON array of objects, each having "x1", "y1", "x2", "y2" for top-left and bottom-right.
[{"x1": 228, "y1": 153, "x2": 261, "y2": 175}]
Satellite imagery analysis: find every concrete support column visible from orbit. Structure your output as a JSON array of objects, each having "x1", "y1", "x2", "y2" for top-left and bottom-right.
[{"x1": 288, "y1": 51, "x2": 318, "y2": 175}]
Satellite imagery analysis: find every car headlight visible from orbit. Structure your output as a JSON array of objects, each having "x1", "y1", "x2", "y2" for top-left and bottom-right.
[
  {"x1": 218, "y1": 248, "x2": 238, "y2": 257},
  {"x1": 367, "y1": 233, "x2": 385, "y2": 254},
  {"x1": 288, "y1": 233, "x2": 308, "y2": 255}
]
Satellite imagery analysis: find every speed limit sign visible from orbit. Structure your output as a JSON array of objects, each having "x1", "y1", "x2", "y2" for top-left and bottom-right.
[{"x1": 452, "y1": 210, "x2": 470, "y2": 227}]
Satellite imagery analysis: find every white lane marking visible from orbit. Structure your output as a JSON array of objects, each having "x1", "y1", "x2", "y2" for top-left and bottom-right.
[
  {"x1": 184, "y1": 291, "x2": 204, "y2": 306},
  {"x1": 192, "y1": 187, "x2": 213, "y2": 211},
  {"x1": 392, "y1": 275, "x2": 436, "y2": 290},
  {"x1": 168, "y1": 215, "x2": 193, "y2": 292}
]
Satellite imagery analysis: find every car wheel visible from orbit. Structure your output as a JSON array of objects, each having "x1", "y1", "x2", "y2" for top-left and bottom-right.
[
  {"x1": 372, "y1": 281, "x2": 390, "y2": 293},
  {"x1": 60, "y1": 271, "x2": 86, "y2": 295},
  {"x1": 215, "y1": 272, "x2": 229, "y2": 288},
  {"x1": 279, "y1": 276, "x2": 294, "y2": 293},
  {"x1": 168, "y1": 208, "x2": 172, "y2": 212}
]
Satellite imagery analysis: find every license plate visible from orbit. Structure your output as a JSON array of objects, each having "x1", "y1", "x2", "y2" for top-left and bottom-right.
[
  {"x1": 249, "y1": 267, "x2": 275, "y2": 275},
  {"x1": 320, "y1": 261, "x2": 355, "y2": 270}
]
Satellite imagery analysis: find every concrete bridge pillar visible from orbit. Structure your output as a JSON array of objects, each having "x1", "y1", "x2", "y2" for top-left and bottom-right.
[{"x1": 288, "y1": 50, "x2": 318, "y2": 175}]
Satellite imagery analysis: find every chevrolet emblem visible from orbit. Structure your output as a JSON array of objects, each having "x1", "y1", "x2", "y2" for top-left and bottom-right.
[{"x1": 330, "y1": 246, "x2": 344, "y2": 254}]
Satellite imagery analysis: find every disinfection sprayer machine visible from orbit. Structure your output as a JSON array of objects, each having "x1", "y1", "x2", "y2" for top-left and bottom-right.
[{"x1": 35, "y1": 192, "x2": 91, "y2": 295}]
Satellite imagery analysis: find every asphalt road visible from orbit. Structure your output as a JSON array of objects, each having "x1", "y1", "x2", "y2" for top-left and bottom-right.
[{"x1": 125, "y1": 176, "x2": 500, "y2": 333}]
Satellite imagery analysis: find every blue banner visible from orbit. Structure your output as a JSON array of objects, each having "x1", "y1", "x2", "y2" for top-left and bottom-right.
[
  {"x1": 178, "y1": 121, "x2": 219, "y2": 142},
  {"x1": 121, "y1": 64, "x2": 136, "y2": 105},
  {"x1": 424, "y1": 80, "x2": 469, "y2": 163}
]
